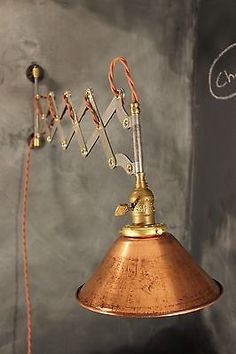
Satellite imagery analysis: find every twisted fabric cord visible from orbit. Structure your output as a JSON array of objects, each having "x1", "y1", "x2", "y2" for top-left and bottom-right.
[
  {"x1": 108, "y1": 56, "x2": 139, "y2": 103},
  {"x1": 84, "y1": 96, "x2": 100, "y2": 128},
  {"x1": 21, "y1": 140, "x2": 33, "y2": 354}
]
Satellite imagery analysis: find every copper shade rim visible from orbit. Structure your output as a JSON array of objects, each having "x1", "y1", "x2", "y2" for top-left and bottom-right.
[{"x1": 76, "y1": 279, "x2": 223, "y2": 318}]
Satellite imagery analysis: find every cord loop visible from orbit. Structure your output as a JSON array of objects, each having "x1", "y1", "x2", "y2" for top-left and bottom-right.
[{"x1": 108, "y1": 56, "x2": 139, "y2": 104}]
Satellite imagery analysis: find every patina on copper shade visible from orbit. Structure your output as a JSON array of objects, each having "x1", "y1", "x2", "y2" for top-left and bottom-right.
[{"x1": 76, "y1": 173, "x2": 222, "y2": 317}]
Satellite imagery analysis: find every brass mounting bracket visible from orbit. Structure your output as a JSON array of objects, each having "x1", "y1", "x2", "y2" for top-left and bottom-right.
[
  {"x1": 26, "y1": 63, "x2": 44, "y2": 83},
  {"x1": 27, "y1": 63, "x2": 45, "y2": 148}
]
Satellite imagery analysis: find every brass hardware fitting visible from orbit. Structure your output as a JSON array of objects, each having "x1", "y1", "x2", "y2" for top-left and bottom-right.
[
  {"x1": 26, "y1": 63, "x2": 44, "y2": 83},
  {"x1": 33, "y1": 133, "x2": 41, "y2": 148},
  {"x1": 115, "y1": 172, "x2": 166, "y2": 237},
  {"x1": 108, "y1": 158, "x2": 116, "y2": 168},
  {"x1": 28, "y1": 133, "x2": 44, "y2": 149},
  {"x1": 81, "y1": 148, "x2": 87, "y2": 156},
  {"x1": 126, "y1": 164, "x2": 133, "y2": 174},
  {"x1": 115, "y1": 173, "x2": 155, "y2": 225},
  {"x1": 130, "y1": 172, "x2": 155, "y2": 225},
  {"x1": 116, "y1": 88, "x2": 124, "y2": 99},
  {"x1": 130, "y1": 102, "x2": 140, "y2": 115},
  {"x1": 64, "y1": 91, "x2": 71, "y2": 98},
  {"x1": 85, "y1": 88, "x2": 92, "y2": 98},
  {"x1": 120, "y1": 223, "x2": 167, "y2": 237},
  {"x1": 32, "y1": 65, "x2": 40, "y2": 79},
  {"x1": 122, "y1": 118, "x2": 129, "y2": 129},
  {"x1": 61, "y1": 140, "x2": 67, "y2": 150},
  {"x1": 115, "y1": 204, "x2": 130, "y2": 217}
]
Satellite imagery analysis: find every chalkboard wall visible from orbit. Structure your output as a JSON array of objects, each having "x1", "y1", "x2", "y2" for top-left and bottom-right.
[{"x1": 192, "y1": 1, "x2": 236, "y2": 354}]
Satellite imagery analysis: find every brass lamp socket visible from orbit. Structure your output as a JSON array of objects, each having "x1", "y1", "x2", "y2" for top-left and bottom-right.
[{"x1": 129, "y1": 173, "x2": 156, "y2": 226}]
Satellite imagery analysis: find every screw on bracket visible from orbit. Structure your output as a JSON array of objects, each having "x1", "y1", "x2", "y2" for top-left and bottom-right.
[
  {"x1": 126, "y1": 164, "x2": 133, "y2": 174},
  {"x1": 108, "y1": 158, "x2": 116, "y2": 169}
]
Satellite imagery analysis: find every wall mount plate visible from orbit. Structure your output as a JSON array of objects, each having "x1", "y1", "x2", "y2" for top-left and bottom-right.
[{"x1": 26, "y1": 63, "x2": 44, "y2": 83}]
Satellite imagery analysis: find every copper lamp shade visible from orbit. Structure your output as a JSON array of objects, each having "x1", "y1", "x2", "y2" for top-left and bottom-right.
[
  {"x1": 77, "y1": 231, "x2": 222, "y2": 317},
  {"x1": 77, "y1": 173, "x2": 222, "y2": 317}
]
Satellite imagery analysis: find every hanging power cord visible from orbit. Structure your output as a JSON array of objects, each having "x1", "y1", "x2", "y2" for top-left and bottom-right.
[{"x1": 21, "y1": 139, "x2": 33, "y2": 354}]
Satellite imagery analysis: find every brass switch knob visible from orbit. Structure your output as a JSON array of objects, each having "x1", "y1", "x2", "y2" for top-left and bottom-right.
[{"x1": 114, "y1": 204, "x2": 130, "y2": 216}]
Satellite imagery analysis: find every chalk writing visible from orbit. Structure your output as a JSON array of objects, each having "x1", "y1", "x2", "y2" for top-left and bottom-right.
[
  {"x1": 209, "y1": 42, "x2": 236, "y2": 100},
  {"x1": 216, "y1": 70, "x2": 236, "y2": 88}
]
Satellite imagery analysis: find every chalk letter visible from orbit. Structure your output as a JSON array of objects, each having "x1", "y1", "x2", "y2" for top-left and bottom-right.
[
  {"x1": 224, "y1": 70, "x2": 236, "y2": 83},
  {"x1": 216, "y1": 72, "x2": 227, "y2": 88}
]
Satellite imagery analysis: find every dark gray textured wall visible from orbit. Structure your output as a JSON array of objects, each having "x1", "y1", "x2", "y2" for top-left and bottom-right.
[
  {"x1": 0, "y1": 1, "x2": 197, "y2": 353},
  {"x1": 192, "y1": 1, "x2": 236, "y2": 354}
]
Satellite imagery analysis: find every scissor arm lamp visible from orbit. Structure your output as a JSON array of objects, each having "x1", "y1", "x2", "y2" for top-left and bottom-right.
[{"x1": 25, "y1": 58, "x2": 222, "y2": 319}]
